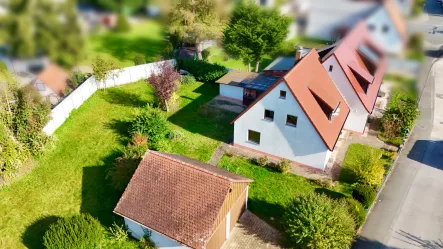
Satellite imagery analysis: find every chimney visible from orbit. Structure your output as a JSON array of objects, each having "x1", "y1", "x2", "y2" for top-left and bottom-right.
[{"x1": 295, "y1": 46, "x2": 304, "y2": 60}]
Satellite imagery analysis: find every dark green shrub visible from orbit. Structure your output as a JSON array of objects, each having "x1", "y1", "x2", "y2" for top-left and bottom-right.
[
  {"x1": 352, "y1": 183, "x2": 376, "y2": 209},
  {"x1": 162, "y1": 42, "x2": 174, "y2": 59},
  {"x1": 130, "y1": 105, "x2": 169, "y2": 147},
  {"x1": 277, "y1": 159, "x2": 291, "y2": 174},
  {"x1": 43, "y1": 214, "x2": 105, "y2": 249},
  {"x1": 181, "y1": 75, "x2": 197, "y2": 85},
  {"x1": 176, "y1": 59, "x2": 228, "y2": 83},
  {"x1": 408, "y1": 34, "x2": 423, "y2": 51},
  {"x1": 134, "y1": 54, "x2": 146, "y2": 65},
  {"x1": 115, "y1": 14, "x2": 131, "y2": 33},
  {"x1": 283, "y1": 192, "x2": 355, "y2": 249},
  {"x1": 345, "y1": 198, "x2": 366, "y2": 229},
  {"x1": 71, "y1": 72, "x2": 88, "y2": 88},
  {"x1": 256, "y1": 156, "x2": 268, "y2": 167},
  {"x1": 14, "y1": 85, "x2": 51, "y2": 156},
  {"x1": 202, "y1": 49, "x2": 211, "y2": 61}
]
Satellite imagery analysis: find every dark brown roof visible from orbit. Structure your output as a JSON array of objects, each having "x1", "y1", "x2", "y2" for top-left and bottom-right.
[
  {"x1": 232, "y1": 50, "x2": 350, "y2": 151},
  {"x1": 114, "y1": 151, "x2": 252, "y2": 249}
]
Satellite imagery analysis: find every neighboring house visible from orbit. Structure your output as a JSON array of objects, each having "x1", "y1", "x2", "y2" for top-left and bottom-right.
[
  {"x1": 303, "y1": 0, "x2": 379, "y2": 41},
  {"x1": 231, "y1": 49, "x2": 350, "y2": 170},
  {"x1": 365, "y1": 0, "x2": 407, "y2": 55},
  {"x1": 263, "y1": 47, "x2": 310, "y2": 76},
  {"x1": 0, "y1": 56, "x2": 49, "y2": 87},
  {"x1": 114, "y1": 150, "x2": 253, "y2": 249},
  {"x1": 392, "y1": 0, "x2": 414, "y2": 16},
  {"x1": 215, "y1": 70, "x2": 278, "y2": 106},
  {"x1": 32, "y1": 64, "x2": 70, "y2": 105},
  {"x1": 319, "y1": 22, "x2": 387, "y2": 134}
]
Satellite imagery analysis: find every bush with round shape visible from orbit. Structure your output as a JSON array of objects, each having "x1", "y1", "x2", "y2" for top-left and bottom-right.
[
  {"x1": 167, "y1": 130, "x2": 185, "y2": 141},
  {"x1": 352, "y1": 183, "x2": 376, "y2": 209},
  {"x1": 43, "y1": 213, "x2": 105, "y2": 249},
  {"x1": 130, "y1": 105, "x2": 169, "y2": 147},
  {"x1": 277, "y1": 159, "x2": 291, "y2": 174},
  {"x1": 115, "y1": 14, "x2": 131, "y2": 33},
  {"x1": 283, "y1": 192, "x2": 356, "y2": 249},
  {"x1": 181, "y1": 75, "x2": 197, "y2": 85},
  {"x1": 134, "y1": 54, "x2": 146, "y2": 65},
  {"x1": 256, "y1": 156, "x2": 268, "y2": 167},
  {"x1": 345, "y1": 198, "x2": 366, "y2": 228}
]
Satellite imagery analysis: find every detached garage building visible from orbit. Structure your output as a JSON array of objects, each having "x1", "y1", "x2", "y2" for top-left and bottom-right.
[{"x1": 114, "y1": 150, "x2": 253, "y2": 249}]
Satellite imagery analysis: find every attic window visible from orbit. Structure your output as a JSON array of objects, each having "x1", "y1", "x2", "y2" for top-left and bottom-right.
[
  {"x1": 357, "y1": 44, "x2": 379, "y2": 75},
  {"x1": 36, "y1": 83, "x2": 45, "y2": 91},
  {"x1": 329, "y1": 65, "x2": 333, "y2": 72},
  {"x1": 350, "y1": 68, "x2": 370, "y2": 94},
  {"x1": 309, "y1": 88, "x2": 334, "y2": 120},
  {"x1": 280, "y1": 90, "x2": 286, "y2": 99}
]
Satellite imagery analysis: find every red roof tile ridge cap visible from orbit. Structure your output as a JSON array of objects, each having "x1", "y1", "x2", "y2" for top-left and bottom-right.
[{"x1": 146, "y1": 150, "x2": 252, "y2": 183}]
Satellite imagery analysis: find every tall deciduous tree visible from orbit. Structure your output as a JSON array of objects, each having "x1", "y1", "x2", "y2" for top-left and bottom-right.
[
  {"x1": 3, "y1": 0, "x2": 84, "y2": 66},
  {"x1": 148, "y1": 62, "x2": 180, "y2": 112},
  {"x1": 168, "y1": 0, "x2": 227, "y2": 59},
  {"x1": 223, "y1": 2, "x2": 291, "y2": 72}
]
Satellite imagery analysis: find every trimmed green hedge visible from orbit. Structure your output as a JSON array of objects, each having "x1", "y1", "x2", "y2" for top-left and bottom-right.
[
  {"x1": 177, "y1": 59, "x2": 228, "y2": 83},
  {"x1": 352, "y1": 183, "x2": 376, "y2": 209}
]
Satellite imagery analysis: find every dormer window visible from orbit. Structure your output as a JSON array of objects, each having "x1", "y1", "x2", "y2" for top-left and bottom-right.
[
  {"x1": 308, "y1": 88, "x2": 334, "y2": 120},
  {"x1": 350, "y1": 67, "x2": 370, "y2": 94},
  {"x1": 357, "y1": 44, "x2": 379, "y2": 75}
]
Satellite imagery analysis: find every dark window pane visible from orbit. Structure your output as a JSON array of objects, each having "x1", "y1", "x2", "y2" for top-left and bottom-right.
[
  {"x1": 264, "y1": 109, "x2": 274, "y2": 121},
  {"x1": 248, "y1": 130, "x2": 261, "y2": 144},
  {"x1": 280, "y1": 90, "x2": 286, "y2": 99},
  {"x1": 286, "y1": 115, "x2": 298, "y2": 127}
]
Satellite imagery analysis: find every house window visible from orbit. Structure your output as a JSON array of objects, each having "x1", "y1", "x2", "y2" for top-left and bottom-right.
[
  {"x1": 280, "y1": 90, "x2": 286, "y2": 99},
  {"x1": 329, "y1": 65, "x2": 333, "y2": 72},
  {"x1": 382, "y1": 25, "x2": 389, "y2": 33},
  {"x1": 36, "y1": 83, "x2": 45, "y2": 91},
  {"x1": 264, "y1": 109, "x2": 274, "y2": 121},
  {"x1": 286, "y1": 115, "x2": 298, "y2": 127},
  {"x1": 248, "y1": 130, "x2": 261, "y2": 144}
]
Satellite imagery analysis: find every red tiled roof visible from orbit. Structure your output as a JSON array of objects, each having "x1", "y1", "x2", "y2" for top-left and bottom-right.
[
  {"x1": 36, "y1": 64, "x2": 69, "y2": 96},
  {"x1": 113, "y1": 151, "x2": 252, "y2": 249},
  {"x1": 324, "y1": 22, "x2": 387, "y2": 113},
  {"x1": 232, "y1": 50, "x2": 350, "y2": 151}
]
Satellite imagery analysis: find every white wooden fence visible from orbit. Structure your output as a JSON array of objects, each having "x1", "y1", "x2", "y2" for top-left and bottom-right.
[{"x1": 42, "y1": 60, "x2": 175, "y2": 135}]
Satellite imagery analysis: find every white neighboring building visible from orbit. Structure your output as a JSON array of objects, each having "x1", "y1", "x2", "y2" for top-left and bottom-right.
[
  {"x1": 365, "y1": 0, "x2": 407, "y2": 55},
  {"x1": 114, "y1": 150, "x2": 253, "y2": 249},
  {"x1": 319, "y1": 22, "x2": 387, "y2": 134},
  {"x1": 232, "y1": 50, "x2": 350, "y2": 170}
]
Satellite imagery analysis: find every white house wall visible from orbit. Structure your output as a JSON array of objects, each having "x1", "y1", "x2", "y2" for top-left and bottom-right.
[
  {"x1": 124, "y1": 218, "x2": 190, "y2": 249},
  {"x1": 233, "y1": 81, "x2": 330, "y2": 170},
  {"x1": 219, "y1": 84, "x2": 243, "y2": 101},
  {"x1": 322, "y1": 55, "x2": 369, "y2": 133},
  {"x1": 366, "y1": 7, "x2": 403, "y2": 55}
]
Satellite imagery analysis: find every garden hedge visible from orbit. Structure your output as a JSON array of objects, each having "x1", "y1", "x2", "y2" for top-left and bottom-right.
[
  {"x1": 176, "y1": 58, "x2": 228, "y2": 83},
  {"x1": 352, "y1": 183, "x2": 376, "y2": 209}
]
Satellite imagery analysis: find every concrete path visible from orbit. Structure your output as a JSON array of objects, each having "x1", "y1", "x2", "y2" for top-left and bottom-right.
[
  {"x1": 221, "y1": 211, "x2": 283, "y2": 249},
  {"x1": 353, "y1": 58, "x2": 443, "y2": 248}
]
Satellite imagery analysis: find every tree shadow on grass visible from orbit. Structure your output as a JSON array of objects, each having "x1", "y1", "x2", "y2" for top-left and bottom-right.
[
  {"x1": 248, "y1": 198, "x2": 287, "y2": 231},
  {"x1": 315, "y1": 188, "x2": 347, "y2": 200},
  {"x1": 105, "y1": 119, "x2": 133, "y2": 146},
  {"x1": 102, "y1": 87, "x2": 149, "y2": 108},
  {"x1": 22, "y1": 216, "x2": 60, "y2": 249},
  {"x1": 168, "y1": 83, "x2": 237, "y2": 142},
  {"x1": 91, "y1": 36, "x2": 165, "y2": 63},
  {"x1": 81, "y1": 151, "x2": 123, "y2": 227}
]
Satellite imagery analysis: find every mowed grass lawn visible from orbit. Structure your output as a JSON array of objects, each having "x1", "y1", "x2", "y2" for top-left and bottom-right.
[
  {"x1": 0, "y1": 81, "x2": 236, "y2": 249},
  {"x1": 217, "y1": 155, "x2": 344, "y2": 230},
  {"x1": 79, "y1": 20, "x2": 166, "y2": 67}
]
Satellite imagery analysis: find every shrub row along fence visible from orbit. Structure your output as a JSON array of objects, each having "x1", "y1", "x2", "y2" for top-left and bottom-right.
[{"x1": 42, "y1": 60, "x2": 175, "y2": 135}]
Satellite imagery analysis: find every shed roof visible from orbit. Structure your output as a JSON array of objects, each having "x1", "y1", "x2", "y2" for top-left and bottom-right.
[
  {"x1": 232, "y1": 50, "x2": 350, "y2": 151},
  {"x1": 114, "y1": 150, "x2": 252, "y2": 249},
  {"x1": 36, "y1": 64, "x2": 69, "y2": 96},
  {"x1": 320, "y1": 22, "x2": 387, "y2": 113}
]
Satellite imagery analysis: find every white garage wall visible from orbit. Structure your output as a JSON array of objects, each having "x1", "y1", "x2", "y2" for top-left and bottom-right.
[
  {"x1": 233, "y1": 81, "x2": 330, "y2": 170},
  {"x1": 322, "y1": 55, "x2": 368, "y2": 133},
  {"x1": 219, "y1": 84, "x2": 243, "y2": 101},
  {"x1": 124, "y1": 217, "x2": 190, "y2": 249},
  {"x1": 42, "y1": 60, "x2": 175, "y2": 135}
]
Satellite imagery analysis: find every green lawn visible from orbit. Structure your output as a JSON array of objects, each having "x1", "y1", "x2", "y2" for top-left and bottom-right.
[
  {"x1": 339, "y1": 144, "x2": 395, "y2": 185},
  {"x1": 217, "y1": 155, "x2": 347, "y2": 230},
  {"x1": 0, "y1": 81, "x2": 235, "y2": 249},
  {"x1": 80, "y1": 20, "x2": 166, "y2": 67}
]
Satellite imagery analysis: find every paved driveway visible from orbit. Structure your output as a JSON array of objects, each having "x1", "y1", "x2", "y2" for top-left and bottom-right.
[{"x1": 221, "y1": 211, "x2": 283, "y2": 249}]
